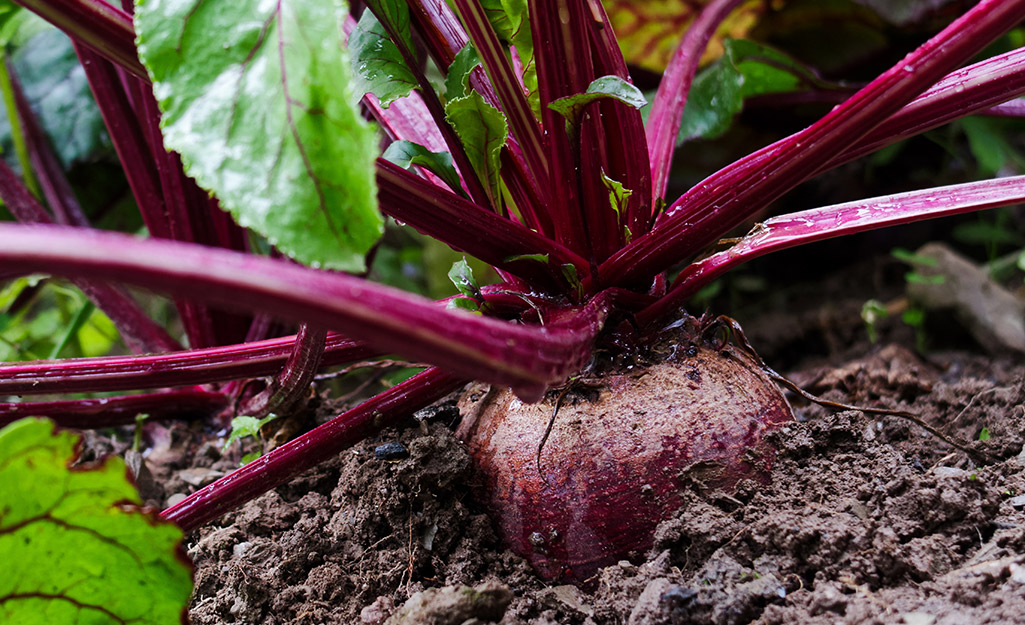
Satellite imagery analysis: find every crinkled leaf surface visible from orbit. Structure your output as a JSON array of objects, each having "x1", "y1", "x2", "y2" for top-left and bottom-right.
[
  {"x1": 0, "y1": 418, "x2": 192, "y2": 624},
  {"x1": 445, "y1": 91, "x2": 508, "y2": 207},
  {"x1": 135, "y1": 0, "x2": 382, "y2": 272},
  {"x1": 350, "y1": 7, "x2": 418, "y2": 107},
  {"x1": 602, "y1": 0, "x2": 770, "y2": 72}
]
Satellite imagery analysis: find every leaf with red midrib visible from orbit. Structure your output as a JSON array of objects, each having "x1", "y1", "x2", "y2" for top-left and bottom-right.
[
  {"x1": 0, "y1": 418, "x2": 192, "y2": 625},
  {"x1": 135, "y1": 0, "x2": 382, "y2": 272}
]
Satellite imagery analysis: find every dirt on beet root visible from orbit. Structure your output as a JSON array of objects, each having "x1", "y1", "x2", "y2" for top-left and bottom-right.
[{"x1": 108, "y1": 254, "x2": 1024, "y2": 625}]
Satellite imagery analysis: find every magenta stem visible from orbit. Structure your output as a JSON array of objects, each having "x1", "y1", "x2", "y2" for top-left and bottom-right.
[
  {"x1": 637, "y1": 175, "x2": 1025, "y2": 326},
  {"x1": 0, "y1": 224, "x2": 609, "y2": 399},
  {"x1": 0, "y1": 389, "x2": 228, "y2": 428},
  {"x1": 238, "y1": 324, "x2": 327, "y2": 417},
  {"x1": 0, "y1": 332, "x2": 377, "y2": 395},
  {"x1": 600, "y1": 0, "x2": 1025, "y2": 289},
  {"x1": 646, "y1": 0, "x2": 745, "y2": 202}
]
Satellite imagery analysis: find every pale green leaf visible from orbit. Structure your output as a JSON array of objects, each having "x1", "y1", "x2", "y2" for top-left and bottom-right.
[
  {"x1": 224, "y1": 414, "x2": 279, "y2": 451},
  {"x1": 447, "y1": 257, "x2": 482, "y2": 302},
  {"x1": 135, "y1": 0, "x2": 382, "y2": 272},
  {"x1": 0, "y1": 418, "x2": 192, "y2": 624},
  {"x1": 445, "y1": 90, "x2": 508, "y2": 207},
  {"x1": 350, "y1": 7, "x2": 418, "y2": 107}
]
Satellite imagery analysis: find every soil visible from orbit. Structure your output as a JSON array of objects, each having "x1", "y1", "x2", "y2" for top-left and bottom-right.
[{"x1": 105, "y1": 254, "x2": 1025, "y2": 625}]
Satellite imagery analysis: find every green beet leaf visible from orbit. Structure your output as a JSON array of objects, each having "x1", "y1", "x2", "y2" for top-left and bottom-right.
[
  {"x1": 447, "y1": 257, "x2": 483, "y2": 303},
  {"x1": 350, "y1": 6, "x2": 418, "y2": 107},
  {"x1": 678, "y1": 38, "x2": 845, "y2": 144},
  {"x1": 382, "y1": 140, "x2": 465, "y2": 196},
  {"x1": 548, "y1": 75, "x2": 646, "y2": 131},
  {"x1": 0, "y1": 417, "x2": 192, "y2": 625},
  {"x1": 445, "y1": 90, "x2": 508, "y2": 208},
  {"x1": 445, "y1": 43, "x2": 480, "y2": 102},
  {"x1": 0, "y1": 24, "x2": 109, "y2": 170},
  {"x1": 135, "y1": 0, "x2": 382, "y2": 272},
  {"x1": 479, "y1": 0, "x2": 538, "y2": 116}
]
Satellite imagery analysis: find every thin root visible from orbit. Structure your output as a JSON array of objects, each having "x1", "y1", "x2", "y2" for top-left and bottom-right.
[{"x1": 707, "y1": 315, "x2": 994, "y2": 465}]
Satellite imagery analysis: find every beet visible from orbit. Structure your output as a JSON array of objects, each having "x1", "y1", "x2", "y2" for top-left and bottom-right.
[{"x1": 457, "y1": 340, "x2": 794, "y2": 585}]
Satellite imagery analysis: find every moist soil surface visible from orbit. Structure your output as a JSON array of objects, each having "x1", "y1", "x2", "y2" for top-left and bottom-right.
[{"x1": 114, "y1": 254, "x2": 1025, "y2": 625}]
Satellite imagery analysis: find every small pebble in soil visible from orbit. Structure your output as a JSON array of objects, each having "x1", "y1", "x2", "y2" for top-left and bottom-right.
[{"x1": 374, "y1": 441, "x2": 410, "y2": 461}]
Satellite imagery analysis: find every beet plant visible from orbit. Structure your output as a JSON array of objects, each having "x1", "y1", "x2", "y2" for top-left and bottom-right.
[{"x1": 1, "y1": 0, "x2": 1025, "y2": 589}]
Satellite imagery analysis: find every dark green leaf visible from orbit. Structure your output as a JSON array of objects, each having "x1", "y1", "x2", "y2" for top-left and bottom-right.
[
  {"x1": 445, "y1": 43, "x2": 480, "y2": 102},
  {"x1": 549, "y1": 75, "x2": 646, "y2": 128},
  {"x1": 135, "y1": 0, "x2": 382, "y2": 272},
  {"x1": 364, "y1": 0, "x2": 415, "y2": 52},
  {"x1": 0, "y1": 25, "x2": 109, "y2": 169},
  {"x1": 445, "y1": 90, "x2": 508, "y2": 207},
  {"x1": 561, "y1": 263, "x2": 582, "y2": 300},
  {"x1": 383, "y1": 140, "x2": 464, "y2": 196},
  {"x1": 678, "y1": 38, "x2": 845, "y2": 144},
  {"x1": 959, "y1": 117, "x2": 1014, "y2": 176},
  {"x1": 350, "y1": 7, "x2": 418, "y2": 107},
  {"x1": 0, "y1": 418, "x2": 192, "y2": 624}
]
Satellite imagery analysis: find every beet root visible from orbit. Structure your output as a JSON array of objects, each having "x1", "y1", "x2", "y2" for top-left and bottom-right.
[{"x1": 456, "y1": 343, "x2": 794, "y2": 585}]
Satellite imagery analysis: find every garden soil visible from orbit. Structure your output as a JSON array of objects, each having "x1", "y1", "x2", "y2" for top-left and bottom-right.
[{"x1": 101, "y1": 255, "x2": 1025, "y2": 625}]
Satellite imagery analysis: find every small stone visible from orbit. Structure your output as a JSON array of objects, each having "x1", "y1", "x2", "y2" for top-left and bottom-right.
[
  {"x1": 374, "y1": 441, "x2": 409, "y2": 461},
  {"x1": 1008, "y1": 494, "x2": 1025, "y2": 509},
  {"x1": 932, "y1": 466, "x2": 967, "y2": 479},
  {"x1": 166, "y1": 492, "x2": 188, "y2": 507},
  {"x1": 384, "y1": 582, "x2": 512, "y2": 625},
  {"x1": 178, "y1": 466, "x2": 225, "y2": 487},
  {"x1": 900, "y1": 611, "x2": 936, "y2": 625},
  {"x1": 542, "y1": 585, "x2": 594, "y2": 617}
]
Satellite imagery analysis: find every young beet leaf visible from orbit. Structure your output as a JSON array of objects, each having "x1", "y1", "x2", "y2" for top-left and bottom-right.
[{"x1": 1, "y1": 0, "x2": 1024, "y2": 588}]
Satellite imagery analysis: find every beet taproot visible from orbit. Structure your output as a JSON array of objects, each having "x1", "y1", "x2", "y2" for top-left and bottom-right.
[{"x1": 457, "y1": 337, "x2": 794, "y2": 585}]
